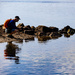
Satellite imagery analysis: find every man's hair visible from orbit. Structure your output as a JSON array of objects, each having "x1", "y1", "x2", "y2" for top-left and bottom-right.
[{"x1": 15, "y1": 16, "x2": 20, "y2": 20}]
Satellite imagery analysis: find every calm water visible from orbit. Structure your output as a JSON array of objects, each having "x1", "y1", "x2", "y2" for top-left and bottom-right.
[
  {"x1": 0, "y1": 1, "x2": 75, "y2": 75},
  {"x1": 0, "y1": 34, "x2": 75, "y2": 75}
]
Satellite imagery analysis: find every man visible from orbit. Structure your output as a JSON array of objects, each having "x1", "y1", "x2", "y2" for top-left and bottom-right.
[{"x1": 4, "y1": 16, "x2": 20, "y2": 38}]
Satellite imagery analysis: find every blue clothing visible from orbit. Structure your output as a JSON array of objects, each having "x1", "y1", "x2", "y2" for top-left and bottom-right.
[{"x1": 7, "y1": 20, "x2": 18, "y2": 29}]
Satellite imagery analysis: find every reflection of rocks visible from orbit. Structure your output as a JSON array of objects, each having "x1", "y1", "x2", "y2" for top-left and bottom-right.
[
  {"x1": 25, "y1": 37, "x2": 34, "y2": 42},
  {"x1": 64, "y1": 33, "x2": 70, "y2": 38},
  {"x1": 37, "y1": 36, "x2": 50, "y2": 41},
  {"x1": 0, "y1": 24, "x2": 75, "y2": 42}
]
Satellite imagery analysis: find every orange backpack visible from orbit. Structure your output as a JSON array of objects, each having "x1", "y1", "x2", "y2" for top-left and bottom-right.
[{"x1": 4, "y1": 19, "x2": 11, "y2": 28}]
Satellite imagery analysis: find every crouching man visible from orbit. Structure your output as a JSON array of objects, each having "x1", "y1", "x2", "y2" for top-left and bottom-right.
[{"x1": 4, "y1": 16, "x2": 20, "y2": 38}]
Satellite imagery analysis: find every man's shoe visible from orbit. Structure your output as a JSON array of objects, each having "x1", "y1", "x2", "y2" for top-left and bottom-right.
[{"x1": 7, "y1": 35, "x2": 14, "y2": 38}]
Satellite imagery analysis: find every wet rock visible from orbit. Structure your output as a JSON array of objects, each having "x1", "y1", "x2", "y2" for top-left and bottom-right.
[
  {"x1": 17, "y1": 23, "x2": 24, "y2": 28},
  {"x1": 49, "y1": 27, "x2": 59, "y2": 32},
  {"x1": 31, "y1": 26, "x2": 35, "y2": 31},
  {"x1": 35, "y1": 32, "x2": 46, "y2": 36},
  {"x1": 0, "y1": 24, "x2": 75, "y2": 43},
  {"x1": 49, "y1": 32, "x2": 62, "y2": 39},
  {"x1": 64, "y1": 33, "x2": 71, "y2": 38},
  {"x1": 24, "y1": 30, "x2": 34, "y2": 35},
  {"x1": 35, "y1": 25, "x2": 50, "y2": 33},
  {"x1": 17, "y1": 23, "x2": 24, "y2": 32},
  {"x1": 0, "y1": 24, "x2": 5, "y2": 35},
  {"x1": 59, "y1": 25, "x2": 75, "y2": 35},
  {"x1": 25, "y1": 37, "x2": 34, "y2": 42},
  {"x1": 37, "y1": 36, "x2": 50, "y2": 41},
  {"x1": 24, "y1": 25, "x2": 31, "y2": 30}
]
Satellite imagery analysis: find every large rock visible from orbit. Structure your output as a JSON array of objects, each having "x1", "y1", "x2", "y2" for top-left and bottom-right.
[
  {"x1": 17, "y1": 23, "x2": 24, "y2": 32},
  {"x1": 35, "y1": 25, "x2": 59, "y2": 36},
  {"x1": 17, "y1": 23, "x2": 24, "y2": 28},
  {"x1": 59, "y1": 25, "x2": 75, "y2": 34},
  {"x1": 49, "y1": 27, "x2": 59, "y2": 32},
  {"x1": 24, "y1": 25, "x2": 31, "y2": 30},
  {"x1": 0, "y1": 24, "x2": 5, "y2": 34},
  {"x1": 24, "y1": 30, "x2": 34, "y2": 35},
  {"x1": 35, "y1": 32, "x2": 46, "y2": 36},
  {"x1": 31, "y1": 26, "x2": 35, "y2": 31},
  {"x1": 35, "y1": 25, "x2": 59, "y2": 33},
  {"x1": 35, "y1": 25, "x2": 50, "y2": 33}
]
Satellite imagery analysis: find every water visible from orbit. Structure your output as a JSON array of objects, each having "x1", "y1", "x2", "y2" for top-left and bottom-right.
[
  {"x1": 0, "y1": 1, "x2": 75, "y2": 75},
  {"x1": 0, "y1": 34, "x2": 75, "y2": 75}
]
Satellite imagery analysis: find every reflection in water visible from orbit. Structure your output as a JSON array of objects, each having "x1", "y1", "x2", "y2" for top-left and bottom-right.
[
  {"x1": 37, "y1": 36, "x2": 50, "y2": 41},
  {"x1": 4, "y1": 42, "x2": 21, "y2": 64},
  {"x1": 64, "y1": 33, "x2": 74, "y2": 38},
  {"x1": 37, "y1": 32, "x2": 74, "y2": 42},
  {"x1": 25, "y1": 37, "x2": 34, "y2": 42}
]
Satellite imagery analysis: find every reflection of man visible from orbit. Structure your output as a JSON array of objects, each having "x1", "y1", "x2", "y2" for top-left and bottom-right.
[{"x1": 4, "y1": 42, "x2": 21, "y2": 64}]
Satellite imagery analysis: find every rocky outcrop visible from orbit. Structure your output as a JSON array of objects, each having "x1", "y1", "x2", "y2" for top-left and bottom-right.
[
  {"x1": 59, "y1": 25, "x2": 75, "y2": 34},
  {"x1": 0, "y1": 23, "x2": 75, "y2": 42}
]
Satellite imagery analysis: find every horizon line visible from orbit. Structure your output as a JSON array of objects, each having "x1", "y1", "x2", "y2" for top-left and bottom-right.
[{"x1": 0, "y1": 1, "x2": 74, "y2": 3}]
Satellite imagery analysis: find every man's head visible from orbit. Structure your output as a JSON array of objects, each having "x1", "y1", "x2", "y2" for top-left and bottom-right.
[{"x1": 14, "y1": 16, "x2": 20, "y2": 22}]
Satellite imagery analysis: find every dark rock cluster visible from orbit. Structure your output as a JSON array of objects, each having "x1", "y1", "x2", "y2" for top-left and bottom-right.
[{"x1": 0, "y1": 23, "x2": 75, "y2": 42}]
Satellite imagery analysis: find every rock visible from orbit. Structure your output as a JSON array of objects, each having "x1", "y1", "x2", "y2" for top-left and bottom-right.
[
  {"x1": 0, "y1": 24, "x2": 75, "y2": 43},
  {"x1": 35, "y1": 25, "x2": 59, "y2": 36},
  {"x1": 17, "y1": 23, "x2": 24, "y2": 28},
  {"x1": 35, "y1": 32, "x2": 46, "y2": 36},
  {"x1": 49, "y1": 32, "x2": 62, "y2": 39},
  {"x1": 31, "y1": 26, "x2": 35, "y2": 31},
  {"x1": 59, "y1": 25, "x2": 75, "y2": 35},
  {"x1": 35, "y1": 25, "x2": 50, "y2": 33},
  {"x1": 24, "y1": 25, "x2": 31, "y2": 30},
  {"x1": 48, "y1": 27, "x2": 59, "y2": 32},
  {"x1": 24, "y1": 30, "x2": 34, "y2": 35},
  {"x1": 17, "y1": 23, "x2": 24, "y2": 32},
  {"x1": 0, "y1": 24, "x2": 5, "y2": 34},
  {"x1": 25, "y1": 37, "x2": 34, "y2": 42},
  {"x1": 64, "y1": 33, "x2": 70, "y2": 38}
]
